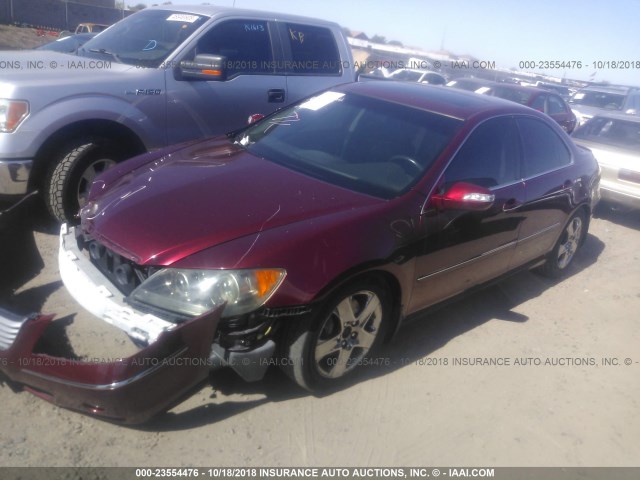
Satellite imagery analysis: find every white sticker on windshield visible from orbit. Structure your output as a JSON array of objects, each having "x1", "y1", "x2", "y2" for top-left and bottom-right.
[
  {"x1": 166, "y1": 14, "x2": 200, "y2": 23},
  {"x1": 299, "y1": 91, "x2": 345, "y2": 111}
]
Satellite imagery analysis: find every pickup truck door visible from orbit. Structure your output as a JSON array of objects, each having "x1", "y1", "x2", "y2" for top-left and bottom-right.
[{"x1": 165, "y1": 19, "x2": 287, "y2": 145}]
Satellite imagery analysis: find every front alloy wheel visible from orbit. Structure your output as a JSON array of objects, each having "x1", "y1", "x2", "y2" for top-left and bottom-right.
[
  {"x1": 314, "y1": 290, "x2": 383, "y2": 379},
  {"x1": 281, "y1": 278, "x2": 390, "y2": 391}
]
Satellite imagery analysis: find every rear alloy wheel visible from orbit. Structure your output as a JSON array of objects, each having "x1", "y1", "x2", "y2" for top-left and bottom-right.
[
  {"x1": 46, "y1": 139, "x2": 122, "y2": 223},
  {"x1": 539, "y1": 209, "x2": 587, "y2": 278},
  {"x1": 282, "y1": 279, "x2": 391, "y2": 391}
]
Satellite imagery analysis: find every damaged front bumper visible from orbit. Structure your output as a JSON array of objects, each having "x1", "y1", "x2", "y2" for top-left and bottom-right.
[
  {"x1": 0, "y1": 305, "x2": 222, "y2": 424},
  {"x1": 59, "y1": 225, "x2": 277, "y2": 383}
]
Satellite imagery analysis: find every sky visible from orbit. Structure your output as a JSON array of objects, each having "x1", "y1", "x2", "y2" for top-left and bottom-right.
[{"x1": 155, "y1": 0, "x2": 640, "y2": 85}]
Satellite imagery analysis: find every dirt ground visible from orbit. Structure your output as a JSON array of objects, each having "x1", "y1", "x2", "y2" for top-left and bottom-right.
[{"x1": 0, "y1": 198, "x2": 639, "y2": 468}]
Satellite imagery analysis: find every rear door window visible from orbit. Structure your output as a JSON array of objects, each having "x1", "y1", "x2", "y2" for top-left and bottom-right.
[
  {"x1": 517, "y1": 117, "x2": 571, "y2": 177},
  {"x1": 281, "y1": 23, "x2": 341, "y2": 74}
]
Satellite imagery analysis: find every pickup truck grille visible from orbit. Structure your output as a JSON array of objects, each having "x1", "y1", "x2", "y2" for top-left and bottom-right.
[{"x1": 0, "y1": 308, "x2": 30, "y2": 351}]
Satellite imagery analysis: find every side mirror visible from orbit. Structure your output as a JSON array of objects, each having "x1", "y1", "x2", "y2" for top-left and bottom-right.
[
  {"x1": 432, "y1": 182, "x2": 495, "y2": 211},
  {"x1": 178, "y1": 54, "x2": 226, "y2": 81}
]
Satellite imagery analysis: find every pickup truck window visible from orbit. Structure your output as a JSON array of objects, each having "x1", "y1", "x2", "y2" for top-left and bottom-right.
[
  {"x1": 79, "y1": 9, "x2": 208, "y2": 68},
  {"x1": 283, "y1": 23, "x2": 341, "y2": 74},
  {"x1": 190, "y1": 19, "x2": 274, "y2": 76}
]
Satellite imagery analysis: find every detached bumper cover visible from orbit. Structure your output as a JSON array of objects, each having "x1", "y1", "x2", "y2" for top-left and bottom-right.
[{"x1": 0, "y1": 305, "x2": 222, "y2": 424}]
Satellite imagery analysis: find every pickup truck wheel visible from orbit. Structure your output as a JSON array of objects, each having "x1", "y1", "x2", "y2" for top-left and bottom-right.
[
  {"x1": 281, "y1": 278, "x2": 390, "y2": 391},
  {"x1": 46, "y1": 139, "x2": 122, "y2": 223},
  {"x1": 538, "y1": 209, "x2": 587, "y2": 278}
]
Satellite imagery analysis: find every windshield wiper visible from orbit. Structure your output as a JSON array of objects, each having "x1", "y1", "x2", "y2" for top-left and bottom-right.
[{"x1": 88, "y1": 48, "x2": 122, "y2": 63}]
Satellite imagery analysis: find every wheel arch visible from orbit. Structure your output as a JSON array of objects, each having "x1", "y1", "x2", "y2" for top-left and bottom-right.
[
  {"x1": 309, "y1": 266, "x2": 406, "y2": 343},
  {"x1": 29, "y1": 120, "x2": 147, "y2": 191}
]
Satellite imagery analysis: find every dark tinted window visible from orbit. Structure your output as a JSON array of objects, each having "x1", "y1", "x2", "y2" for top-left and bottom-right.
[
  {"x1": 530, "y1": 94, "x2": 545, "y2": 111},
  {"x1": 547, "y1": 95, "x2": 567, "y2": 114},
  {"x1": 194, "y1": 20, "x2": 273, "y2": 76},
  {"x1": 284, "y1": 23, "x2": 340, "y2": 74},
  {"x1": 491, "y1": 86, "x2": 533, "y2": 105},
  {"x1": 444, "y1": 117, "x2": 521, "y2": 188},
  {"x1": 518, "y1": 118, "x2": 571, "y2": 176}
]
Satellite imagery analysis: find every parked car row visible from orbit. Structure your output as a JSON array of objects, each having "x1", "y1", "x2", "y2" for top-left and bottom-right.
[{"x1": 446, "y1": 77, "x2": 577, "y2": 133}]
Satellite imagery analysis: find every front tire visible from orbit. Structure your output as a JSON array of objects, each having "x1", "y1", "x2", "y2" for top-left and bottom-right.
[
  {"x1": 45, "y1": 138, "x2": 122, "y2": 223},
  {"x1": 281, "y1": 278, "x2": 391, "y2": 391},
  {"x1": 538, "y1": 209, "x2": 587, "y2": 278}
]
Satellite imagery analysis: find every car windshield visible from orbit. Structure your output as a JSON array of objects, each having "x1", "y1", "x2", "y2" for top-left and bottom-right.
[
  {"x1": 491, "y1": 86, "x2": 533, "y2": 105},
  {"x1": 570, "y1": 91, "x2": 625, "y2": 110},
  {"x1": 78, "y1": 9, "x2": 209, "y2": 67},
  {"x1": 234, "y1": 91, "x2": 463, "y2": 199},
  {"x1": 573, "y1": 117, "x2": 640, "y2": 151}
]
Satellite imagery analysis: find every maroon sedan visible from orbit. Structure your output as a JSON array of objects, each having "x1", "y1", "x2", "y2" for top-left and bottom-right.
[
  {"x1": 1, "y1": 81, "x2": 599, "y2": 421},
  {"x1": 484, "y1": 84, "x2": 578, "y2": 133}
]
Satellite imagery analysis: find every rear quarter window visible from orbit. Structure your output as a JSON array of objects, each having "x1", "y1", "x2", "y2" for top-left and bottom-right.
[{"x1": 283, "y1": 23, "x2": 341, "y2": 75}]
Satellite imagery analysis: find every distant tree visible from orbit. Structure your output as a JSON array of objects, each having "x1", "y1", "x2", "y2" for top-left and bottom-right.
[
  {"x1": 388, "y1": 40, "x2": 403, "y2": 47},
  {"x1": 370, "y1": 35, "x2": 386, "y2": 44},
  {"x1": 128, "y1": 3, "x2": 146, "y2": 10}
]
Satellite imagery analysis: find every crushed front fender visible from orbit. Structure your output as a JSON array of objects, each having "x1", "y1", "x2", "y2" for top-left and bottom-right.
[{"x1": 0, "y1": 305, "x2": 222, "y2": 424}]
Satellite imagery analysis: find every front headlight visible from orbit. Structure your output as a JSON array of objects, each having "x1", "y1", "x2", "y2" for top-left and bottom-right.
[
  {"x1": 129, "y1": 268, "x2": 286, "y2": 318},
  {"x1": 0, "y1": 99, "x2": 29, "y2": 133}
]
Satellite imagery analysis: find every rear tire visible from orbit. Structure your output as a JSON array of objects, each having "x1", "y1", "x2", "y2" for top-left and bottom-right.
[
  {"x1": 281, "y1": 278, "x2": 391, "y2": 391},
  {"x1": 538, "y1": 209, "x2": 587, "y2": 278},
  {"x1": 45, "y1": 138, "x2": 122, "y2": 223}
]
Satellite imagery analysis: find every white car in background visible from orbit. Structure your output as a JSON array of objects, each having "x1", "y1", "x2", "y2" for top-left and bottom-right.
[
  {"x1": 388, "y1": 68, "x2": 447, "y2": 85},
  {"x1": 572, "y1": 113, "x2": 640, "y2": 210}
]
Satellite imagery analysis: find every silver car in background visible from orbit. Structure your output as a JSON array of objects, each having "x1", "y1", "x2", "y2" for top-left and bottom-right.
[
  {"x1": 569, "y1": 85, "x2": 639, "y2": 126},
  {"x1": 572, "y1": 114, "x2": 640, "y2": 210}
]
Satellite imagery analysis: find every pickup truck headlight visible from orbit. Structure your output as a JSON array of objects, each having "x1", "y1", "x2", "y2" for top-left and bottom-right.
[
  {"x1": 0, "y1": 100, "x2": 29, "y2": 133},
  {"x1": 130, "y1": 268, "x2": 286, "y2": 318}
]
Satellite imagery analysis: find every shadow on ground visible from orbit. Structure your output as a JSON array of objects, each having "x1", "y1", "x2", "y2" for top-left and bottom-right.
[{"x1": 140, "y1": 231, "x2": 605, "y2": 431}]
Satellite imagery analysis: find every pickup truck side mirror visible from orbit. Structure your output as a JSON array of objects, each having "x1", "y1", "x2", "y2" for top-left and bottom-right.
[
  {"x1": 178, "y1": 54, "x2": 226, "y2": 81},
  {"x1": 431, "y1": 182, "x2": 495, "y2": 211}
]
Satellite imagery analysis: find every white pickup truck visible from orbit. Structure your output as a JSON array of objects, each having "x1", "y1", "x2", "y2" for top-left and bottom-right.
[{"x1": 0, "y1": 5, "x2": 356, "y2": 222}]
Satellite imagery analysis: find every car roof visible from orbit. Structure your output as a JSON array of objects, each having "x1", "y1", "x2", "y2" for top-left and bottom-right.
[
  {"x1": 145, "y1": 4, "x2": 342, "y2": 28},
  {"x1": 336, "y1": 81, "x2": 538, "y2": 121}
]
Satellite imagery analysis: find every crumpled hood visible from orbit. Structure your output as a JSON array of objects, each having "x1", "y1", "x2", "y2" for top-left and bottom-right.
[{"x1": 82, "y1": 138, "x2": 381, "y2": 265}]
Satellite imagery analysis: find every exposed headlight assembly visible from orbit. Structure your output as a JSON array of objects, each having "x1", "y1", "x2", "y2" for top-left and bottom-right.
[
  {"x1": 0, "y1": 99, "x2": 29, "y2": 133},
  {"x1": 130, "y1": 268, "x2": 286, "y2": 318}
]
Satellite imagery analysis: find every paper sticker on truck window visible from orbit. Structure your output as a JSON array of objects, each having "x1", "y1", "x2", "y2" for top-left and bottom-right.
[{"x1": 166, "y1": 14, "x2": 200, "y2": 23}]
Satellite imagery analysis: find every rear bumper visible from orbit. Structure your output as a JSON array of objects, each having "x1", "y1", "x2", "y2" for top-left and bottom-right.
[
  {"x1": 0, "y1": 305, "x2": 222, "y2": 424},
  {"x1": 0, "y1": 159, "x2": 32, "y2": 195}
]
